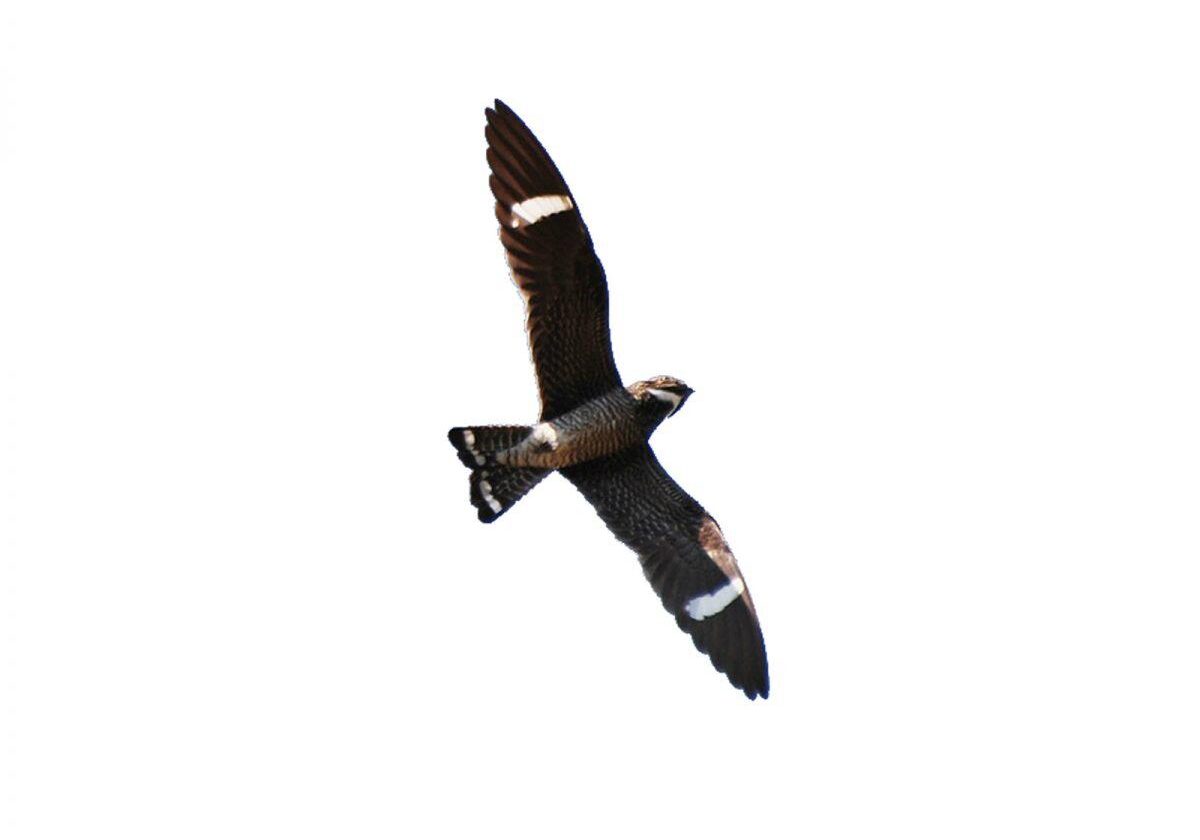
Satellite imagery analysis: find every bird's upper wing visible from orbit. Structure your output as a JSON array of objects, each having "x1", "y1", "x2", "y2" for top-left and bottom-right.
[
  {"x1": 561, "y1": 444, "x2": 769, "y2": 699},
  {"x1": 485, "y1": 100, "x2": 621, "y2": 420}
]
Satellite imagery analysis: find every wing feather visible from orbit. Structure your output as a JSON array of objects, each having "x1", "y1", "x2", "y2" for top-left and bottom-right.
[
  {"x1": 484, "y1": 100, "x2": 621, "y2": 420},
  {"x1": 562, "y1": 445, "x2": 770, "y2": 699}
]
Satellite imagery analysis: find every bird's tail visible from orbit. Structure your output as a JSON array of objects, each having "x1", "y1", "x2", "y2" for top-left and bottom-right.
[{"x1": 448, "y1": 426, "x2": 550, "y2": 523}]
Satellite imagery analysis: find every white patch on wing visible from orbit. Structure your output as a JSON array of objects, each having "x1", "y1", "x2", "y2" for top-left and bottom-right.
[
  {"x1": 684, "y1": 577, "x2": 746, "y2": 621},
  {"x1": 696, "y1": 517, "x2": 759, "y2": 620},
  {"x1": 646, "y1": 388, "x2": 682, "y2": 414},
  {"x1": 531, "y1": 422, "x2": 558, "y2": 449},
  {"x1": 510, "y1": 194, "x2": 574, "y2": 227}
]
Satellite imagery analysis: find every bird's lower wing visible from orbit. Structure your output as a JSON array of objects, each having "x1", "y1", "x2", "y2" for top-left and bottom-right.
[{"x1": 561, "y1": 444, "x2": 769, "y2": 699}]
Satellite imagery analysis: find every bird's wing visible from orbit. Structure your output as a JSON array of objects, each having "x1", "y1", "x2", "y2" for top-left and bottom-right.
[
  {"x1": 485, "y1": 100, "x2": 621, "y2": 420},
  {"x1": 561, "y1": 444, "x2": 769, "y2": 699}
]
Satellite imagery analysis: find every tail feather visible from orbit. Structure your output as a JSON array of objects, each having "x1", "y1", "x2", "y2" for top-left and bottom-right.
[
  {"x1": 448, "y1": 425, "x2": 531, "y2": 468},
  {"x1": 469, "y1": 464, "x2": 549, "y2": 523},
  {"x1": 449, "y1": 425, "x2": 550, "y2": 522}
]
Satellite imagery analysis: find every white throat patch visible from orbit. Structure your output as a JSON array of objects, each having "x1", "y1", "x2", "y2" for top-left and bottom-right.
[
  {"x1": 510, "y1": 194, "x2": 574, "y2": 227},
  {"x1": 646, "y1": 387, "x2": 683, "y2": 414}
]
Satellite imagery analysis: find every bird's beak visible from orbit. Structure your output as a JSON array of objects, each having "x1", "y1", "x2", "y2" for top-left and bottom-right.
[{"x1": 671, "y1": 388, "x2": 694, "y2": 417}]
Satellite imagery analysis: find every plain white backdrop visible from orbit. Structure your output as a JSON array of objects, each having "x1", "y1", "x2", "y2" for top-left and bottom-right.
[{"x1": 2, "y1": 1, "x2": 1197, "y2": 837}]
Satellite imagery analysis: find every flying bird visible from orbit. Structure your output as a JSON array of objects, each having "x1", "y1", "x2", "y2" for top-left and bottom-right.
[{"x1": 448, "y1": 100, "x2": 769, "y2": 699}]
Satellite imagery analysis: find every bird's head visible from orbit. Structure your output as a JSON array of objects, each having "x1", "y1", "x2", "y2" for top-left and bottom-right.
[{"x1": 628, "y1": 376, "x2": 694, "y2": 420}]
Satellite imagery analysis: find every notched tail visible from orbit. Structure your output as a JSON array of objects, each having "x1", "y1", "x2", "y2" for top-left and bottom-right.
[
  {"x1": 468, "y1": 464, "x2": 549, "y2": 523},
  {"x1": 448, "y1": 425, "x2": 530, "y2": 468},
  {"x1": 448, "y1": 425, "x2": 549, "y2": 522}
]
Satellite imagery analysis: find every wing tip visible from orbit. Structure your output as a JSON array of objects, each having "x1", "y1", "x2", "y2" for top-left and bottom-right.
[
  {"x1": 722, "y1": 651, "x2": 770, "y2": 701},
  {"x1": 483, "y1": 99, "x2": 573, "y2": 211},
  {"x1": 484, "y1": 98, "x2": 517, "y2": 130},
  {"x1": 679, "y1": 602, "x2": 770, "y2": 701},
  {"x1": 739, "y1": 670, "x2": 770, "y2": 701}
]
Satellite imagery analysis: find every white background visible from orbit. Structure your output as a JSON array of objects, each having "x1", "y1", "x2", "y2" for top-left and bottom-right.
[{"x1": 2, "y1": 2, "x2": 1198, "y2": 837}]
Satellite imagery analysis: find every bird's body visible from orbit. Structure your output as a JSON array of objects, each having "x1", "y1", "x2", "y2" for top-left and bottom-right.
[
  {"x1": 481, "y1": 379, "x2": 688, "y2": 470},
  {"x1": 449, "y1": 100, "x2": 770, "y2": 699}
]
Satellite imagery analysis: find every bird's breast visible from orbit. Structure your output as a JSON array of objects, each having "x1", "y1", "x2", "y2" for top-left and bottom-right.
[{"x1": 499, "y1": 390, "x2": 647, "y2": 469}]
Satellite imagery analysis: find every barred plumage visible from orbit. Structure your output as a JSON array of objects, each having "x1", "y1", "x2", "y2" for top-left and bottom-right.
[{"x1": 447, "y1": 100, "x2": 769, "y2": 699}]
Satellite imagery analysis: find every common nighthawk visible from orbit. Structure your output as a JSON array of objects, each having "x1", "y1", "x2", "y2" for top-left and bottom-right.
[{"x1": 448, "y1": 100, "x2": 769, "y2": 699}]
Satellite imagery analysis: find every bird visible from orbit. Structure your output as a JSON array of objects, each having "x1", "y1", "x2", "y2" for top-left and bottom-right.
[{"x1": 448, "y1": 100, "x2": 769, "y2": 699}]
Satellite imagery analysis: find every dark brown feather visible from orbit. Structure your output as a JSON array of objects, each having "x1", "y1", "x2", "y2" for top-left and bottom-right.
[
  {"x1": 562, "y1": 444, "x2": 770, "y2": 699},
  {"x1": 484, "y1": 101, "x2": 621, "y2": 420}
]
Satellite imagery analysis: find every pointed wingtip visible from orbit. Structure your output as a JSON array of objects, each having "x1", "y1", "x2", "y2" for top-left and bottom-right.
[
  {"x1": 745, "y1": 679, "x2": 770, "y2": 701},
  {"x1": 487, "y1": 98, "x2": 511, "y2": 121},
  {"x1": 733, "y1": 660, "x2": 770, "y2": 700}
]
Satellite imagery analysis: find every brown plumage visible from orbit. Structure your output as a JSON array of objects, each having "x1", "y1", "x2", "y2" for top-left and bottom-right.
[{"x1": 448, "y1": 100, "x2": 769, "y2": 699}]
